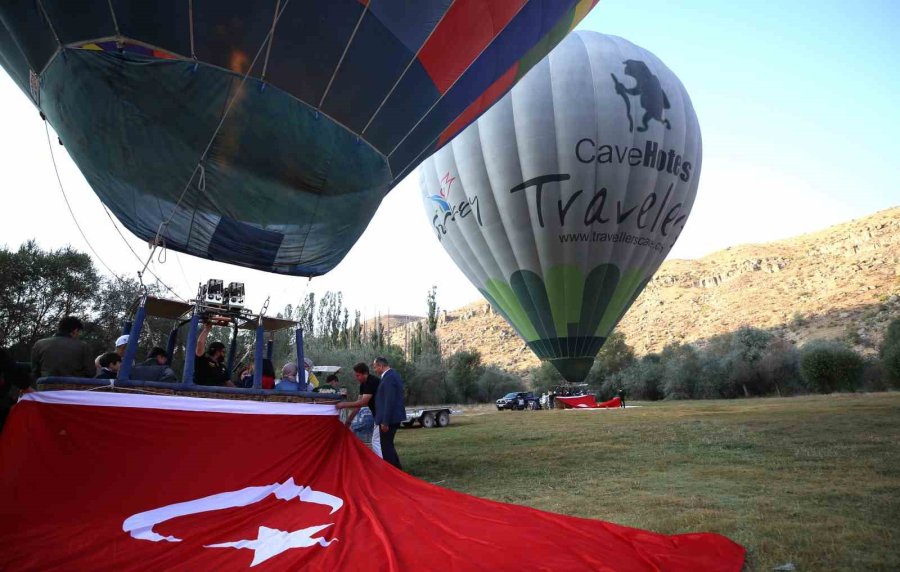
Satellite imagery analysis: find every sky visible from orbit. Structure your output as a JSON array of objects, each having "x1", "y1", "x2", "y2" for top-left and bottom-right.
[{"x1": 1, "y1": 0, "x2": 898, "y2": 319}]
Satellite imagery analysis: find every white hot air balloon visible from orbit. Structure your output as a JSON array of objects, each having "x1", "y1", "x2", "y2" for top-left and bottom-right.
[{"x1": 419, "y1": 31, "x2": 702, "y2": 383}]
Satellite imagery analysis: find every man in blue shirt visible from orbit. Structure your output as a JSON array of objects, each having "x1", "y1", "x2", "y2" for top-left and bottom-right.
[{"x1": 372, "y1": 356, "x2": 406, "y2": 470}]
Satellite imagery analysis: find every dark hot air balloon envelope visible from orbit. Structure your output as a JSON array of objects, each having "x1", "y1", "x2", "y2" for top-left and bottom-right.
[{"x1": 0, "y1": 0, "x2": 600, "y2": 276}]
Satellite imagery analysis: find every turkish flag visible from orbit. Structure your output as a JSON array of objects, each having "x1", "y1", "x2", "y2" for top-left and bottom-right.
[
  {"x1": 556, "y1": 394, "x2": 622, "y2": 408},
  {"x1": 1, "y1": 391, "x2": 744, "y2": 571}
]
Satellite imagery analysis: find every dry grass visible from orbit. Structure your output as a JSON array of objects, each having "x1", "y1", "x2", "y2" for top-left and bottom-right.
[{"x1": 396, "y1": 393, "x2": 900, "y2": 571}]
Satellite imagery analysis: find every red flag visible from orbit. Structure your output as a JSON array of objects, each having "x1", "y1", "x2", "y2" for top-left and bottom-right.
[
  {"x1": 556, "y1": 394, "x2": 623, "y2": 408},
  {"x1": 1, "y1": 392, "x2": 744, "y2": 571}
]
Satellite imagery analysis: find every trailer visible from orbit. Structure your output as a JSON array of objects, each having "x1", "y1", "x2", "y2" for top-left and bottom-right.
[{"x1": 401, "y1": 407, "x2": 453, "y2": 428}]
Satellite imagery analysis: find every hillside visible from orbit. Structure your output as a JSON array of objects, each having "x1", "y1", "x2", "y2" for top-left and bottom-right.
[{"x1": 388, "y1": 207, "x2": 900, "y2": 376}]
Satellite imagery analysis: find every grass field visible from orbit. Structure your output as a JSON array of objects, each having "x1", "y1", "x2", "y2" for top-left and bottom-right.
[{"x1": 395, "y1": 393, "x2": 900, "y2": 571}]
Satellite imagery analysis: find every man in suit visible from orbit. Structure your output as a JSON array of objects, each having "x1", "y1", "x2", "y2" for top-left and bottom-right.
[{"x1": 372, "y1": 356, "x2": 406, "y2": 470}]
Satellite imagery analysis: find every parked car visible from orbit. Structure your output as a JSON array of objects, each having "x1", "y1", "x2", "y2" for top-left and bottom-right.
[{"x1": 496, "y1": 392, "x2": 541, "y2": 411}]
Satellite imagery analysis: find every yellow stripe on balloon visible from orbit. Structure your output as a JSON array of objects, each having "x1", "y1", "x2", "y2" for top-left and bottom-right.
[{"x1": 570, "y1": 0, "x2": 598, "y2": 31}]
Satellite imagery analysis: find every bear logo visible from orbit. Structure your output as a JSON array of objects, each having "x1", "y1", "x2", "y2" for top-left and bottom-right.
[{"x1": 610, "y1": 60, "x2": 671, "y2": 132}]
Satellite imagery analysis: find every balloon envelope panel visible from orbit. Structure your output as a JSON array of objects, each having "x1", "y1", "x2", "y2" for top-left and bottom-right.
[
  {"x1": 420, "y1": 31, "x2": 702, "y2": 382},
  {"x1": 0, "y1": 0, "x2": 599, "y2": 276}
]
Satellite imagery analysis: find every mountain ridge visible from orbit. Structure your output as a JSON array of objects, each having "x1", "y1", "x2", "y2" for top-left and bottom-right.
[{"x1": 388, "y1": 207, "x2": 900, "y2": 376}]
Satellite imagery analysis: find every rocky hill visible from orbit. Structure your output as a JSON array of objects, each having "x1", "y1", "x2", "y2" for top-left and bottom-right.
[{"x1": 389, "y1": 207, "x2": 900, "y2": 376}]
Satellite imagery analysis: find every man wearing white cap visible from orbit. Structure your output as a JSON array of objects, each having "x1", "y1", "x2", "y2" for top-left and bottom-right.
[
  {"x1": 115, "y1": 335, "x2": 129, "y2": 357},
  {"x1": 95, "y1": 333, "x2": 130, "y2": 374}
]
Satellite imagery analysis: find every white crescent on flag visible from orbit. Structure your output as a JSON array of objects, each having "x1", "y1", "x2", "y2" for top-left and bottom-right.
[{"x1": 122, "y1": 478, "x2": 343, "y2": 566}]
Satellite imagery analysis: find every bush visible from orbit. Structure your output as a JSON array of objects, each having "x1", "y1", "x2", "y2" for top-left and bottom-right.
[
  {"x1": 860, "y1": 358, "x2": 888, "y2": 392},
  {"x1": 694, "y1": 353, "x2": 733, "y2": 399},
  {"x1": 446, "y1": 350, "x2": 485, "y2": 403},
  {"x1": 476, "y1": 367, "x2": 525, "y2": 402},
  {"x1": 405, "y1": 354, "x2": 446, "y2": 405},
  {"x1": 609, "y1": 358, "x2": 664, "y2": 401},
  {"x1": 661, "y1": 343, "x2": 701, "y2": 399},
  {"x1": 799, "y1": 340, "x2": 864, "y2": 393},
  {"x1": 880, "y1": 318, "x2": 900, "y2": 387},
  {"x1": 529, "y1": 362, "x2": 565, "y2": 395},
  {"x1": 758, "y1": 338, "x2": 802, "y2": 396}
]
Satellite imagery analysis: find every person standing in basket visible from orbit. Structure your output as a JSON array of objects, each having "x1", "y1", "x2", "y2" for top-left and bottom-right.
[{"x1": 372, "y1": 356, "x2": 405, "y2": 470}]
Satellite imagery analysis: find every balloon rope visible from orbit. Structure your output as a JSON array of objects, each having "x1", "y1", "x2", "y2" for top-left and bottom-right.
[
  {"x1": 318, "y1": 1, "x2": 369, "y2": 110},
  {"x1": 188, "y1": 0, "x2": 196, "y2": 60},
  {"x1": 144, "y1": 0, "x2": 293, "y2": 267},
  {"x1": 100, "y1": 204, "x2": 188, "y2": 302},
  {"x1": 44, "y1": 122, "x2": 118, "y2": 278},
  {"x1": 261, "y1": 0, "x2": 282, "y2": 81},
  {"x1": 106, "y1": 0, "x2": 122, "y2": 43}
]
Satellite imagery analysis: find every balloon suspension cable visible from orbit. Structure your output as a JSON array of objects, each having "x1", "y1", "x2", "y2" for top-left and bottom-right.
[
  {"x1": 43, "y1": 121, "x2": 122, "y2": 281},
  {"x1": 100, "y1": 204, "x2": 187, "y2": 303},
  {"x1": 259, "y1": 296, "x2": 271, "y2": 318},
  {"x1": 151, "y1": 0, "x2": 292, "y2": 251}
]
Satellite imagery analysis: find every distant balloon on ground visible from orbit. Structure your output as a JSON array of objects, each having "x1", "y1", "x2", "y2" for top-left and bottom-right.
[{"x1": 419, "y1": 31, "x2": 702, "y2": 382}]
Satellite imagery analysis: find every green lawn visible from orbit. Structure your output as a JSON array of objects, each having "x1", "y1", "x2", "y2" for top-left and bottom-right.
[{"x1": 396, "y1": 393, "x2": 900, "y2": 571}]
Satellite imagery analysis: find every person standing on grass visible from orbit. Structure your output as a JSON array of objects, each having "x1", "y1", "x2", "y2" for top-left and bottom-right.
[
  {"x1": 372, "y1": 356, "x2": 405, "y2": 470},
  {"x1": 335, "y1": 362, "x2": 382, "y2": 457}
]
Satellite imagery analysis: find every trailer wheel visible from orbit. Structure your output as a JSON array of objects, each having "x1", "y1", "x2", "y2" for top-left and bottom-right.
[
  {"x1": 436, "y1": 411, "x2": 450, "y2": 427},
  {"x1": 420, "y1": 412, "x2": 435, "y2": 428}
]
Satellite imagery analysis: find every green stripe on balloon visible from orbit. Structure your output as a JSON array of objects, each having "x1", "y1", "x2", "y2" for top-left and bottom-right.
[
  {"x1": 544, "y1": 265, "x2": 584, "y2": 338},
  {"x1": 510, "y1": 270, "x2": 557, "y2": 343},
  {"x1": 579, "y1": 264, "x2": 621, "y2": 341},
  {"x1": 483, "y1": 279, "x2": 539, "y2": 341},
  {"x1": 596, "y1": 269, "x2": 648, "y2": 337}
]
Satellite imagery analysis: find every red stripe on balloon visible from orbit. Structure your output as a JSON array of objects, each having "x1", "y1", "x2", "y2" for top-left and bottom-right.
[
  {"x1": 437, "y1": 62, "x2": 519, "y2": 147},
  {"x1": 418, "y1": 0, "x2": 526, "y2": 94}
]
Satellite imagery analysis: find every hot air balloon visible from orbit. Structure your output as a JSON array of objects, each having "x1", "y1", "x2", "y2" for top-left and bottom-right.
[
  {"x1": 419, "y1": 31, "x2": 702, "y2": 383},
  {"x1": 0, "y1": 0, "x2": 599, "y2": 276}
]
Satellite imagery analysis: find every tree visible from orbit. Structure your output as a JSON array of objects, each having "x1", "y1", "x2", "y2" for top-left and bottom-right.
[
  {"x1": 661, "y1": 342, "x2": 701, "y2": 399},
  {"x1": 426, "y1": 286, "x2": 439, "y2": 334},
  {"x1": 446, "y1": 350, "x2": 485, "y2": 403},
  {"x1": 880, "y1": 318, "x2": 900, "y2": 387},
  {"x1": 758, "y1": 338, "x2": 801, "y2": 396},
  {"x1": 297, "y1": 293, "x2": 315, "y2": 337},
  {"x1": 0, "y1": 241, "x2": 99, "y2": 358},
  {"x1": 799, "y1": 340, "x2": 864, "y2": 393},
  {"x1": 727, "y1": 327, "x2": 775, "y2": 397},
  {"x1": 529, "y1": 362, "x2": 565, "y2": 395},
  {"x1": 476, "y1": 367, "x2": 525, "y2": 402}
]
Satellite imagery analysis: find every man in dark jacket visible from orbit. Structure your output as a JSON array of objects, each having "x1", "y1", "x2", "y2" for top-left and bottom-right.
[
  {"x1": 372, "y1": 356, "x2": 406, "y2": 470},
  {"x1": 31, "y1": 316, "x2": 96, "y2": 380}
]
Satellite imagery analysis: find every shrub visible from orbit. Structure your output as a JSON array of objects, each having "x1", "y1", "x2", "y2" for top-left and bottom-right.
[
  {"x1": 529, "y1": 362, "x2": 565, "y2": 395},
  {"x1": 445, "y1": 350, "x2": 485, "y2": 403},
  {"x1": 880, "y1": 318, "x2": 900, "y2": 387},
  {"x1": 799, "y1": 340, "x2": 864, "y2": 393},
  {"x1": 610, "y1": 358, "x2": 664, "y2": 401},
  {"x1": 661, "y1": 343, "x2": 701, "y2": 399},
  {"x1": 694, "y1": 353, "x2": 733, "y2": 399},
  {"x1": 860, "y1": 358, "x2": 888, "y2": 392},
  {"x1": 405, "y1": 354, "x2": 446, "y2": 405},
  {"x1": 476, "y1": 367, "x2": 525, "y2": 402},
  {"x1": 758, "y1": 338, "x2": 802, "y2": 396}
]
